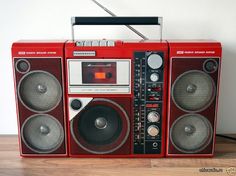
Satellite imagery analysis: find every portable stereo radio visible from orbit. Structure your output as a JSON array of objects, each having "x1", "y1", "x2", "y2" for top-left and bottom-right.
[{"x1": 11, "y1": 16, "x2": 222, "y2": 158}]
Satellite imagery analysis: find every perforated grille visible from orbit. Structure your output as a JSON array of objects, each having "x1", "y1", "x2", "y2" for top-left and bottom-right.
[
  {"x1": 170, "y1": 114, "x2": 213, "y2": 153},
  {"x1": 18, "y1": 71, "x2": 62, "y2": 112},
  {"x1": 172, "y1": 70, "x2": 215, "y2": 112},
  {"x1": 21, "y1": 114, "x2": 64, "y2": 153}
]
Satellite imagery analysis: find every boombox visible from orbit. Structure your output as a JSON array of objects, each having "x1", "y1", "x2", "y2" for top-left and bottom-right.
[{"x1": 11, "y1": 17, "x2": 222, "y2": 158}]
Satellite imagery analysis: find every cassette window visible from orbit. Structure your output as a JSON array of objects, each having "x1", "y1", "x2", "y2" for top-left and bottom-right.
[{"x1": 82, "y1": 62, "x2": 117, "y2": 84}]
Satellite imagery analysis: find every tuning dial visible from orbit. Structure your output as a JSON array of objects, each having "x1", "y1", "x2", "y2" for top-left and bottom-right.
[
  {"x1": 147, "y1": 111, "x2": 160, "y2": 122},
  {"x1": 150, "y1": 73, "x2": 159, "y2": 82},
  {"x1": 147, "y1": 54, "x2": 163, "y2": 69},
  {"x1": 147, "y1": 125, "x2": 159, "y2": 137}
]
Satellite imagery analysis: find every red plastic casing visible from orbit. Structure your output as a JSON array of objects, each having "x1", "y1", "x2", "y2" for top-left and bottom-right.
[
  {"x1": 12, "y1": 40, "x2": 68, "y2": 157},
  {"x1": 65, "y1": 40, "x2": 169, "y2": 158},
  {"x1": 166, "y1": 40, "x2": 222, "y2": 157},
  {"x1": 11, "y1": 39, "x2": 222, "y2": 158}
]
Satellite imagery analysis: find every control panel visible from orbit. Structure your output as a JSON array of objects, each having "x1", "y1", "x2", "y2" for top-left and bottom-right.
[{"x1": 133, "y1": 51, "x2": 164, "y2": 154}]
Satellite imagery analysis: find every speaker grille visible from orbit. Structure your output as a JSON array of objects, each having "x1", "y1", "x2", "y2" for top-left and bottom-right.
[
  {"x1": 172, "y1": 70, "x2": 215, "y2": 112},
  {"x1": 21, "y1": 114, "x2": 64, "y2": 153},
  {"x1": 170, "y1": 114, "x2": 213, "y2": 153},
  {"x1": 18, "y1": 71, "x2": 62, "y2": 112}
]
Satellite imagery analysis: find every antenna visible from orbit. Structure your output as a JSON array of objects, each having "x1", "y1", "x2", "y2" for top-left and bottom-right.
[{"x1": 91, "y1": 0, "x2": 148, "y2": 40}]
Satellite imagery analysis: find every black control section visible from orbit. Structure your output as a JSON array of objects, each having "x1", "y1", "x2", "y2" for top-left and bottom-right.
[{"x1": 133, "y1": 51, "x2": 164, "y2": 154}]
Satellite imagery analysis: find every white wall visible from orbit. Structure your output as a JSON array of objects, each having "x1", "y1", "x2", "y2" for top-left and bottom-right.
[{"x1": 0, "y1": 0, "x2": 236, "y2": 134}]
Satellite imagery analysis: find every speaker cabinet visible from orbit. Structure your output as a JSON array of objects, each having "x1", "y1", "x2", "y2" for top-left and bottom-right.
[
  {"x1": 12, "y1": 41, "x2": 67, "y2": 157},
  {"x1": 166, "y1": 41, "x2": 222, "y2": 157}
]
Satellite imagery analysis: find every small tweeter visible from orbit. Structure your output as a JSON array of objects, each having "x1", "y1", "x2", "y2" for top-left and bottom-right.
[
  {"x1": 16, "y1": 59, "x2": 30, "y2": 73},
  {"x1": 203, "y1": 59, "x2": 218, "y2": 73}
]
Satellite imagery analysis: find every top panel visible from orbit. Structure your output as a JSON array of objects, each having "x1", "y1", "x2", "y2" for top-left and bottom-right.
[
  {"x1": 12, "y1": 40, "x2": 66, "y2": 58},
  {"x1": 168, "y1": 41, "x2": 222, "y2": 58}
]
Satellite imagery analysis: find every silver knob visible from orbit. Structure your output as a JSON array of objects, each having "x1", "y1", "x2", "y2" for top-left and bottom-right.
[
  {"x1": 147, "y1": 125, "x2": 159, "y2": 137},
  {"x1": 150, "y1": 73, "x2": 159, "y2": 82},
  {"x1": 147, "y1": 112, "x2": 160, "y2": 123},
  {"x1": 147, "y1": 54, "x2": 163, "y2": 69}
]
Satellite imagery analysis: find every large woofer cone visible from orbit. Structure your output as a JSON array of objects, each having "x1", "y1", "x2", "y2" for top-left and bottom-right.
[
  {"x1": 18, "y1": 71, "x2": 62, "y2": 112},
  {"x1": 71, "y1": 98, "x2": 130, "y2": 154},
  {"x1": 170, "y1": 114, "x2": 213, "y2": 153},
  {"x1": 172, "y1": 70, "x2": 215, "y2": 112},
  {"x1": 21, "y1": 114, "x2": 64, "y2": 153}
]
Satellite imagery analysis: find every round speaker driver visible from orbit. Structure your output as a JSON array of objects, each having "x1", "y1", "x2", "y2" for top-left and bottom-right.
[
  {"x1": 172, "y1": 70, "x2": 215, "y2": 112},
  {"x1": 21, "y1": 114, "x2": 64, "y2": 153},
  {"x1": 15, "y1": 59, "x2": 30, "y2": 73},
  {"x1": 71, "y1": 98, "x2": 130, "y2": 154},
  {"x1": 170, "y1": 114, "x2": 213, "y2": 153},
  {"x1": 77, "y1": 104, "x2": 123, "y2": 146},
  {"x1": 18, "y1": 71, "x2": 62, "y2": 112}
]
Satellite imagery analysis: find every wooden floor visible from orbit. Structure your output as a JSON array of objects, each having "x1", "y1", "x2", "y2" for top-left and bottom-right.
[{"x1": 0, "y1": 135, "x2": 236, "y2": 176}]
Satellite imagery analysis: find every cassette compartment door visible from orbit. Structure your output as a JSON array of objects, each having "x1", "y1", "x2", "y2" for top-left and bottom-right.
[{"x1": 68, "y1": 59, "x2": 131, "y2": 94}]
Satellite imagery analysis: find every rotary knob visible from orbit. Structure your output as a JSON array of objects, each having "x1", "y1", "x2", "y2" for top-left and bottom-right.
[
  {"x1": 150, "y1": 73, "x2": 159, "y2": 82},
  {"x1": 147, "y1": 125, "x2": 159, "y2": 137},
  {"x1": 147, "y1": 111, "x2": 160, "y2": 122},
  {"x1": 147, "y1": 54, "x2": 163, "y2": 69}
]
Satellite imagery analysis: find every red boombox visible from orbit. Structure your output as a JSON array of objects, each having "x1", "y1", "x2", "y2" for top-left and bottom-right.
[{"x1": 12, "y1": 17, "x2": 221, "y2": 158}]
